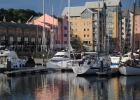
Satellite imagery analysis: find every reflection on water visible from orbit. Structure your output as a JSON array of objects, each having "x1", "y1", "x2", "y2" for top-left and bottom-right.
[{"x1": 0, "y1": 73, "x2": 140, "y2": 100}]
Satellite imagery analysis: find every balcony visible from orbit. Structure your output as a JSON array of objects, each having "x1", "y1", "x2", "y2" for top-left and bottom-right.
[
  {"x1": 93, "y1": 37, "x2": 96, "y2": 41},
  {"x1": 92, "y1": 18, "x2": 97, "y2": 21},
  {"x1": 83, "y1": 43, "x2": 91, "y2": 46}
]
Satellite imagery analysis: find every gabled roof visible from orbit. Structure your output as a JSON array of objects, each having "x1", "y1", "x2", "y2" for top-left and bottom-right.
[
  {"x1": 104, "y1": 0, "x2": 122, "y2": 7},
  {"x1": 61, "y1": 6, "x2": 86, "y2": 16},
  {"x1": 122, "y1": 8, "x2": 140, "y2": 16},
  {"x1": 122, "y1": 9, "x2": 129, "y2": 17},
  {"x1": 81, "y1": 8, "x2": 97, "y2": 14},
  {"x1": 61, "y1": 1, "x2": 106, "y2": 17},
  {"x1": 34, "y1": 14, "x2": 58, "y2": 29},
  {"x1": 0, "y1": 21, "x2": 42, "y2": 30},
  {"x1": 85, "y1": 1, "x2": 106, "y2": 8},
  {"x1": 129, "y1": 8, "x2": 140, "y2": 15}
]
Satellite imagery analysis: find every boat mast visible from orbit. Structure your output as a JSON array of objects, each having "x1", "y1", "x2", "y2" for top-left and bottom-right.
[
  {"x1": 131, "y1": 0, "x2": 136, "y2": 57},
  {"x1": 97, "y1": 0, "x2": 100, "y2": 53},
  {"x1": 51, "y1": 5, "x2": 54, "y2": 50},
  {"x1": 42, "y1": 0, "x2": 46, "y2": 51},
  {"x1": 68, "y1": 0, "x2": 71, "y2": 57}
]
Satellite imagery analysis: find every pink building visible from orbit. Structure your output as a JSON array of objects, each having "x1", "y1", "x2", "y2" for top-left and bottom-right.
[{"x1": 29, "y1": 14, "x2": 69, "y2": 51}]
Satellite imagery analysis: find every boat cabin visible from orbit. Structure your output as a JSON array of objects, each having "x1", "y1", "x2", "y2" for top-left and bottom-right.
[
  {"x1": 51, "y1": 51, "x2": 70, "y2": 61},
  {"x1": 0, "y1": 49, "x2": 18, "y2": 68}
]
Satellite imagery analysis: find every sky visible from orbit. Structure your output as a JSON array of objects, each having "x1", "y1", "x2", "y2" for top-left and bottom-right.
[{"x1": 0, "y1": 0, "x2": 139, "y2": 16}]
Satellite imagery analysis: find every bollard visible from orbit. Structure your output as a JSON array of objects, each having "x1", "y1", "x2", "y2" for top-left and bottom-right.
[
  {"x1": 7, "y1": 57, "x2": 11, "y2": 71},
  {"x1": 100, "y1": 57, "x2": 103, "y2": 72}
]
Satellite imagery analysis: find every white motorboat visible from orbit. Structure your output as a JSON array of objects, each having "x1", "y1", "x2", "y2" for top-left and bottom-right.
[
  {"x1": 72, "y1": 52, "x2": 110, "y2": 75},
  {"x1": 0, "y1": 49, "x2": 27, "y2": 71},
  {"x1": 46, "y1": 50, "x2": 71, "y2": 69}
]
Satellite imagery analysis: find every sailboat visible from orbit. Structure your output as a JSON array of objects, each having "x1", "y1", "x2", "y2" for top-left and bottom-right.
[
  {"x1": 71, "y1": 0, "x2": 111, "y2": 75},
  {"x1": 119, "y1": 0, "x2": 140, "y2": 75},
  {"x1": 46, "y1": 0, "x2": 78, "y2": 70}
]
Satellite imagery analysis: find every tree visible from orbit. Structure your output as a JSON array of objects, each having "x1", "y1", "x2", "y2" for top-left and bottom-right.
[
  {"x1": 0, "y1": 8, "x2": 42, "y2": 23},
  {"x1": 71, "y1": 34, "x2": 83, "y2": 51}
]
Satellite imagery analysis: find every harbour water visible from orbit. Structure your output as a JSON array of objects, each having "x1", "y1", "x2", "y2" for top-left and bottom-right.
[{"x1": 0, "y1": 72, "x2": 140, "y2": 100}]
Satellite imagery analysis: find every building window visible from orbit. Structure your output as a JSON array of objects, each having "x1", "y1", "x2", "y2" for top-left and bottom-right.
[
  {"x1": 64, "y1": 41, "x2": 67, "y2": 44},
  {"x1": 84, "y1": 34, "x2": 86, "y2": 37},
  {"x1": 81, "y1": 9, "x2": 92, "y2": 19},
  {"x1": 87, "y1": 34, "x2": 89, "y2": 37},
  {"x1": 87, "y1": 29, "x2": 89, "y2": 31},
  {"x1": 75, "y1": 35, "x2": 77, "y2": 37},
  {"x1": 64, "y1": 26, "x2": 67, "y2": 30},
  {"x1": 64, "y1": 34, "x2": 67, "y2": 37},
  {"x1": 84, "y1": 29, "x2": 86, "y2": 31}
]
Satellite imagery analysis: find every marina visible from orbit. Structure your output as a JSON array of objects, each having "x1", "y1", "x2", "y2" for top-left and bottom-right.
[
  {"x1": 0, "y1": 72, "x2": 140, "y2": 100},
  {"x1": 0, "y1": 0, "x2": 140, "y2": 99}
]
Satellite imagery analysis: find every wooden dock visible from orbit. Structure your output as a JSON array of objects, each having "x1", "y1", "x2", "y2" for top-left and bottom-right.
[{"x1": 4, "y1": 66, "x2": 52, "y2": 76}]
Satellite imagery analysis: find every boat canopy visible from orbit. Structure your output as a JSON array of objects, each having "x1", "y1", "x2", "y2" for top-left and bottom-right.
[
  {"x1": 54, "y1": 51, "x2": 69, "y2": 56},
  {"x1": 82, "y1": 52, "x2": 98, "y2": 55}
]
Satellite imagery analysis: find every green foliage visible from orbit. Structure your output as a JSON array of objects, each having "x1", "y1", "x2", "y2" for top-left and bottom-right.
[{"x1": 0, "y1": 8, "x2": 42, "y2": 23}]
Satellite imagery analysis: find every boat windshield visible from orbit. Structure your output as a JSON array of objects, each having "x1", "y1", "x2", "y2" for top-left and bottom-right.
[
  {"x1": 53, "y1": 55, "x2": 68, "y2": 58},
  {"x1": 51, "y1": 60, "x2": 60, "y2": 62}
]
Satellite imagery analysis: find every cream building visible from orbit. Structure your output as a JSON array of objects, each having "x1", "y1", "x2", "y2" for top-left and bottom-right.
[
  {"x1": 62, "y1": 0, "x2": 122, "y2": 53},
  {"x1": 62, "y1": 1, "x2": 106, "y2": 52}
]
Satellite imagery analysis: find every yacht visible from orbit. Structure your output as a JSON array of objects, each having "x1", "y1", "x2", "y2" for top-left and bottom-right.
[
  {"x1": 0, "y1": 49, "x2": 27, "y2": 71},
  {"x1": 72, "y1": 52, "x2": 110, "y2": 75},
  {"x1": 46, "y1": 50, "x2": 81, "y2": 70}
]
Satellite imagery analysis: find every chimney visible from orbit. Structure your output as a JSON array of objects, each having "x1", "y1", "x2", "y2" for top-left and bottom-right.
[
  {"x1": 3, "y1": 16, "x2": 6, "y2": 22},
  {"x1": 18, "y1": 18, "x2": 21, "y2": 23}
]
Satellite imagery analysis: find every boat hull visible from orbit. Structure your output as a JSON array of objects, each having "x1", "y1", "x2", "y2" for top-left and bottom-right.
[
  {"x1": 110, "y1": 57, "x2": 120, "y2": 68},
  {"x1": 119, "y1": 66, "x2": 140, "y2": 75},
  {"x1": 72, "y1": 66, "x2": 99, "y2": 75},
  {"x1": 46, "y1": 60, "x2": 73, "y2": 70}
]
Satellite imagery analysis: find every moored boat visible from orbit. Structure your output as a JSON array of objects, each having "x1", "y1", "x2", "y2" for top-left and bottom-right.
[
  {"x1": 72, "y1": 52, "x2": 110, "y2": 75},
  {"x1": 0, "y1": 49, "x2": 27, "y2": 72}
]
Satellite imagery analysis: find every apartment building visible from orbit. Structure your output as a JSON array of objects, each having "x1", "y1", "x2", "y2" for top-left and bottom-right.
[
  {"x1": 61, "y1": 0, "x2": 122, "y2": 52},
  {"x1": 134, "y1": 8, "x2": 140, "y2": 50},
  {"x1": 62, "y1": 1, "x2": 106, "y2": 52},
  {"x1": 122, "y1": 8, "x2": 140, "y2": 53},
  {"x1": 122, "y1": 9, "x2": 133, "y2": 53},
  {"x1": 104, "y1": 0, "x2": 122, "y2": 53}
]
